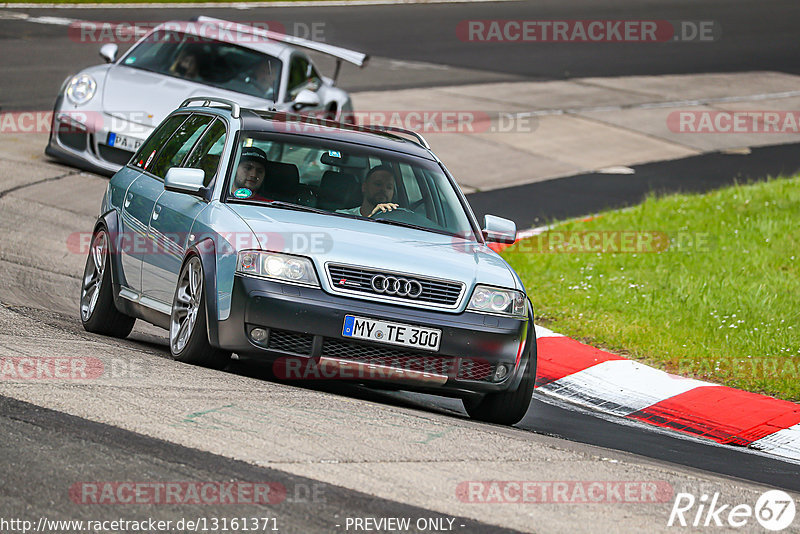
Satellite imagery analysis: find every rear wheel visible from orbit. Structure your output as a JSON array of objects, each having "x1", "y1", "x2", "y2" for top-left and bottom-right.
[
  {"x1": 169, "y1": 256, "x2": 230, "y2": 369},
  {"x1": 80, "y1": 228, "x2": 135, "y2": 338},
  {"x1": 463, "y1": 321, "x2": 537, "y2": 425}
]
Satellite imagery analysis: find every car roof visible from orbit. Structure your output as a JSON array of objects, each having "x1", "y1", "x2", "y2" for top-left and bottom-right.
[{"x1": 237, "y1": 109, "x2": 437, "y2": 160}]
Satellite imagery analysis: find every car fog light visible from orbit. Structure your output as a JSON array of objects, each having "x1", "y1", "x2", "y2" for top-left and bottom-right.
[
  {"x1": 250, "y1": 328, "x2": 268, "y2": 343},
  {"x1": 494, "y1": 364, "x2": 509, "y2": 381}
]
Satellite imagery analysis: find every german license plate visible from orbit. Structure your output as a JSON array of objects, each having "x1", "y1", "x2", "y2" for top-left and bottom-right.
[
  {"x1": 106, "y1": 132, "x2": 143, "y2": 151},
  {"x1": 342, "y1": 315, "x2": 441, "y2": 352}
]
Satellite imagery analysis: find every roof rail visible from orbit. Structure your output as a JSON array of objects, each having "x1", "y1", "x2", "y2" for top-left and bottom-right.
[
  {"x1": 179, "y1": 97, "x2": 241, "y2": 119},
  {"x1": 363, "y1": 125, "x2": 431, "y2": 149}
]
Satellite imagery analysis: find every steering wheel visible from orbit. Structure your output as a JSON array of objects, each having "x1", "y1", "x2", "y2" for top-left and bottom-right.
[
  {"x1": 372, "y1": 207, "x2": 413, "y2": 217},
  {"x1": 372, "y1": 207, "x2": 435, "y2": 228}
]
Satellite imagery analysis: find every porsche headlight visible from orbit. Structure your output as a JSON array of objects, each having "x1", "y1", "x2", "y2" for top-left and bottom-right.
[
  {"x1": 237, "y1": 251, "x2": 319, "y2": 287},
  {"x1": 468, "y1": 285, "x2": 526, "y2": 318},
  {"x1": 65, "y1": 74, "x2": 97, "y2": 105}
]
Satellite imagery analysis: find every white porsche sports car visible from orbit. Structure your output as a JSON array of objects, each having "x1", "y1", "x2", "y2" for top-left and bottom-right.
[{"x1": 46, "y1": 17, "x2": 368, "y2": 175}]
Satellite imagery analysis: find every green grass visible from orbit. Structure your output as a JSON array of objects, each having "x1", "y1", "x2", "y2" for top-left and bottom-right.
[{"x1": 503, "y1": 176, "x2": 800, "y2": 401}]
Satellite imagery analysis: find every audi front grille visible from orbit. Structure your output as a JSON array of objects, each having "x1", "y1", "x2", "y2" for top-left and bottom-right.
[{"x1": 326, "y1": 264, "x2": 465, "y2": 308}]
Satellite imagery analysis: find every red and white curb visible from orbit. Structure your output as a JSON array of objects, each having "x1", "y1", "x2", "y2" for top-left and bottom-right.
[
  {"x1": 492, "y1": 222, "x2": 799, "y2": 461},
  {"x1": 533, "y1": 326, "x2": 800, "y2": 462}
]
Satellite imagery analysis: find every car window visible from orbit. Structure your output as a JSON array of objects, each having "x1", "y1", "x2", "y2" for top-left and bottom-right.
[
  {"x1": 132, "y1": 114, "x2": 189, "y2": 172},
  {"x1": 121, "y1": 30, "x2": 282, "y2": 100},
  {"x1": 287, "y1": 55, "x2": 320, "y2": 100},
  {"x1": 149, "y1": 114, "x2": 213, "y2": 179},
  {"x1": 224, "y1": 132, "x2": 475, "y2": 238},
  {"x1": 398, "y1": 163, "x2": 425, "y2": 215},
  {"x1": 281, "y1": 145, "x2": 335, "y2": 186},
  {"x1": 184, "y1": 119, "x2": 227, "y2": 186}
]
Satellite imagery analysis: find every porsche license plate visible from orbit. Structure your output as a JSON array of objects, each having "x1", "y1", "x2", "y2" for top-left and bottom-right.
[
  {"x1": 106, "y1": 132, "x2": 143, "y2": 151},
  {"x1": 342, "y1": 315, "x2": 441, "y2": 352}
]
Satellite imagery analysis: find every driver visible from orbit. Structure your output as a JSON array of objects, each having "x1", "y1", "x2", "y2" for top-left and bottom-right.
[{"x1": 338, "y1": 165, "x2": 399, "y2": 217}]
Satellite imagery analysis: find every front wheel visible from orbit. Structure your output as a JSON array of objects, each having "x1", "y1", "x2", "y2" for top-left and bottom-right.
[
  {"x1": 463, "y1": 321, "x2": 537, "y2": 426},
  {"x1": 169, "y1": 256, "x2": 230, "y2": 369},
  {"x1": 80, "y1": 228, "x2": 135, "y2": 338}
]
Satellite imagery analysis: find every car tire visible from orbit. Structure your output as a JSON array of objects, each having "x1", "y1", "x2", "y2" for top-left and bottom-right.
[
  {"x1": 80, "y1": 228, "x2": 136, "y2": 338},
  {"x1": 462, "y1": 319, "x2": 537, "y2": 426},
  {"x1": 169, "y1": 255, "x2": 231, "y2": 369}
]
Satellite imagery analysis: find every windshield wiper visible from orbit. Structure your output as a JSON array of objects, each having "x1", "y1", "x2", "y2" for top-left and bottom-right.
[
  {"x1": 368, "y1": 217, "x2": 454, "y2": 237},
  {"x1": 262, "y1": 200, "x2": 330, "y2": 215}
]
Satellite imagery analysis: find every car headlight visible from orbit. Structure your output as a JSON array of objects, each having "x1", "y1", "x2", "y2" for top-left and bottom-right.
[
  {"x1": 65, "y1": 74, "x2": 97, "y2": 105},
  {"x1": 236, "y1": 251, "x2": 319, "y2": 287},
  {"x1": 468, "y1": 285, "x2": 526, "y2": 318}
]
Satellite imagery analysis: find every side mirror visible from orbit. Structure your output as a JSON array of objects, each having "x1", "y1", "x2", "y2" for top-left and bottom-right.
[
  {"x1": 99, "y1": 43, "x2": 118, "y2": 63},
  {"x1": 164, "y1": 167, "x2": 206, "y2": 195},
  {"x1": 482, "y1": 214, "x2": 517, "y2": 244},
  {"x1": 292, "y1": 89, "x2": 321, "y2": 111}
]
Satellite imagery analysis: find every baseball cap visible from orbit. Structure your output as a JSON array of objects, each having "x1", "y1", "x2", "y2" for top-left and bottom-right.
[{"x1": 240, "y1": 146, "x2": 268, "y2": 168}]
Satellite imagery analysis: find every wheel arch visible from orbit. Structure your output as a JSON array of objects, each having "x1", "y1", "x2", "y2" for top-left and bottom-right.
[
  {"x1": 95, "y1": 209, "x2": 130, "y2": 314},
  {"x1": 505, "y1": 299, "x2": 538, "y2": 392},
  {"x1": 180, "y1": 238, "x2": 222, "y2": 348}
]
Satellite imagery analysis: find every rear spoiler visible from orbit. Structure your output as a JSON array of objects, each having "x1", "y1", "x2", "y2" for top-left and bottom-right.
[{"x1": 195, "y1": 16, "x2": 369, "y2": 83}]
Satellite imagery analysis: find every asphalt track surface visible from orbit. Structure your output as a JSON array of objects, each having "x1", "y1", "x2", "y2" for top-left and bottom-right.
[
  {"x1": 2, "y1": 1, "x2": 800, "y2": 531},
  {"x1": 0, "y1": 395, "x2": 516, "y2": 534},
  {"x1": 1, "y1": 0, "x2": 799, "y2": 109},
  {"x1": 467, "y1": 141, "x2": 800, "y2": 229}
]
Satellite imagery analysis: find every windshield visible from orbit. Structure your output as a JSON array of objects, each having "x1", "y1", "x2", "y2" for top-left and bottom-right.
[
  {"x1": 121, "y1": 30, "x2": 282, "y2": 100},
  {"x1": 224, "y1": 132, "x2": 476, "y2": 238}
]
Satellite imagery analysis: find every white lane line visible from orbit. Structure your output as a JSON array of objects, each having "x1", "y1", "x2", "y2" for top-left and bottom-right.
[
  {"x1": 749, "y1": 423, "x2": 800, "y2": 461},
  {"x1": 26, "y1": 15, "x2": 76, "y2": 25},
  {"x1": 534, "y1": 325, "x2": 564, "y2": 339},
  {"x1": 537, "y1": 359, "x2": 715, "y2": 417},
  {"x1": 2, "y1": 0, "x2": 518, "y2": 9}
]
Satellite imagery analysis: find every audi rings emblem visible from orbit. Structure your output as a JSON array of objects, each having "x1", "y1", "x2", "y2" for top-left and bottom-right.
[{"x1": 371, "y1": 275, "x2": 423, "y2": 298}]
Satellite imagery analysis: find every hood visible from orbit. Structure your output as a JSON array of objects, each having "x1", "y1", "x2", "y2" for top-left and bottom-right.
[
  {"x1": 227, "y1": 204, "x2": 521, "y2": 293},
  {"x1": 101, "y1": 65, "x2": 272, "y2": 128}
]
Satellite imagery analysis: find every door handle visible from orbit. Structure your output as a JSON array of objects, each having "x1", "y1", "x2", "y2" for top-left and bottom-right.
[
  {"x1": 152, "y1": 204, "x2": 161, "y2": 221},
  {"x1": 124, "y1": 193, "x2": 133, "y2": 208}
]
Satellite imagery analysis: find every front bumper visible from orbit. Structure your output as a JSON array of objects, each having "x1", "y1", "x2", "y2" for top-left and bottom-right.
[
  {"x1": 45, "y1": 102, "x2": 151, "y2": 176},
  {"x1": 217, "y1": 275, "x2": 529, "y2": 395}
]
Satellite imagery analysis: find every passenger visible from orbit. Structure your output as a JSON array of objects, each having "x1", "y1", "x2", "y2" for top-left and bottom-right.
[
  {"x1": 232, "y1": 147, "x2": 269, "y2": 199},
  {"x1": 248, "y1": 57, "x2": 279, "y2": 96},
  {"x1": 338, "y1": 165, "x2": 399, "y2": 217}
]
